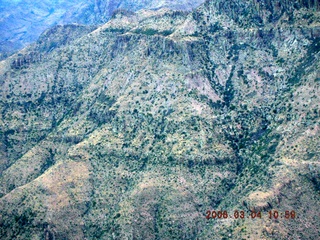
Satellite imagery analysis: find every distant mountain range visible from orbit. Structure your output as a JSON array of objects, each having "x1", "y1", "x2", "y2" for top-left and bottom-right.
[{"x1": 0, "y1": 0, "x2": 205, "y2": 58}]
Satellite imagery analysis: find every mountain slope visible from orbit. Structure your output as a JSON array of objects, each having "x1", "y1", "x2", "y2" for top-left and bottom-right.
[{"x1": 0, "y1": 1, "x2": 319, "y2": 239}]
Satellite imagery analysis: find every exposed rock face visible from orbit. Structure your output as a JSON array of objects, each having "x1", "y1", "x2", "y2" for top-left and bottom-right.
[
  {"x1": 0, "y1": 1, "x2": 319, "y2": 239},
  {"x1": 0, "y1": 0, "x2": 205, "y2": 59}
]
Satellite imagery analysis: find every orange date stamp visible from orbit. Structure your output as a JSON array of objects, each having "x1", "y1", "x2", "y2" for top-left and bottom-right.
[{"x1": 205, "y1": 210, "x2": 297, "y2": 220}]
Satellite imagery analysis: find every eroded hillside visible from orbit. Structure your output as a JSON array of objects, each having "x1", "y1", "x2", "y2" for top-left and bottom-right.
[{"x1": 0, "y1": 1, "x2": 319, "y2": 239}]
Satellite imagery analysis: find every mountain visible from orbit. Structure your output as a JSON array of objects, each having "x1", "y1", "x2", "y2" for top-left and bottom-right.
[
  {"x1": 0, "y1": 0, "x2": 205, "y2": 59},
  {"x1": 0, "y1": 0, "x2": 319, "y2": 239}
]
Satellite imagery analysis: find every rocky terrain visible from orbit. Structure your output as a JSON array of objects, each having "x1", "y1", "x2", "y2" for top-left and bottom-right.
[
  {"x1": 0, "y1": 0, "x2": 205, "y2": 59},
  {"x1": 0, "y1": 0, "x2": 319, "y2": 239}
]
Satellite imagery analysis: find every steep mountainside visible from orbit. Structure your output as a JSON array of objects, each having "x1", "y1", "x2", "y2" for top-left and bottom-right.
[
  {"x1": 0, "y1": 0, "x2": 205, "y2": 59},
  {"x1": 0, "y1": 0, "x2": 319, "y2": 239}
]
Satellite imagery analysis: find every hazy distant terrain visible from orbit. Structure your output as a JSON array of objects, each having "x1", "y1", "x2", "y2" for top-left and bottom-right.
[{"x1": 0, "y1": 0, "x2": 319, "y2": 239}]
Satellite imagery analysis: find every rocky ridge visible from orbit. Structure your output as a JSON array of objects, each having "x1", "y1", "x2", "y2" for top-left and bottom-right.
[{"x1": 0, "y1": 0, "x2": 205, "y2": 59}]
